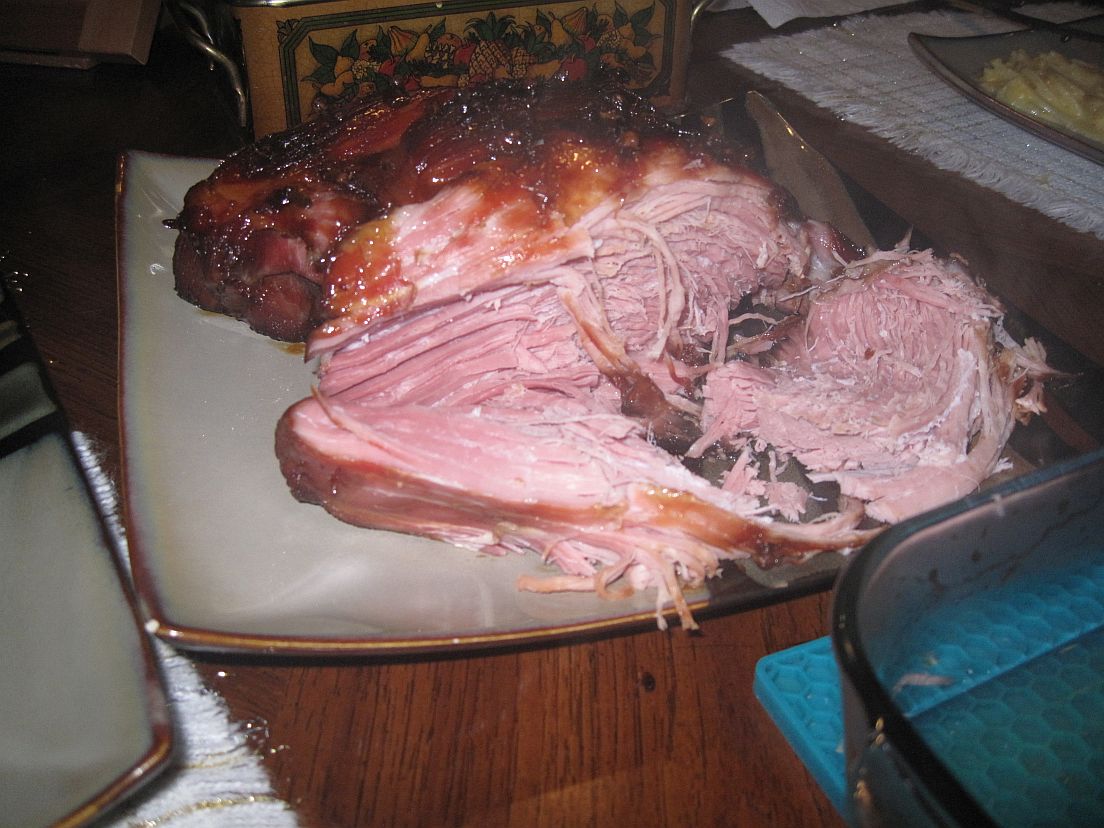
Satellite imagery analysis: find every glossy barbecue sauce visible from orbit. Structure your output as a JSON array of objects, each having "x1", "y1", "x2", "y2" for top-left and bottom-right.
[{"x1": 304, "y1": 79, "x2": 710, "y2": 345}]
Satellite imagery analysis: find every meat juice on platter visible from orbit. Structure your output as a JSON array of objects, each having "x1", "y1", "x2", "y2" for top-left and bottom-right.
[{"x1": 170, "y1": 78, "x2": 1051, "y2": 629}]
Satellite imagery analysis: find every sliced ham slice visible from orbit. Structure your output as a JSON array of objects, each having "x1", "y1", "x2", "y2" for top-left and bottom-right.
[{"x1": 277, "y1": 396, "x2": 875, "y2": 630}]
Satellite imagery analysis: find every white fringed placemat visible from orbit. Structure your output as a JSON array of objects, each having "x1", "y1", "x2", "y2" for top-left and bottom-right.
[
  {"x1": 102, "y1": 640, "x2": 299, "y2": 828},
  {"x1": 76, "y1": 433, "x2": 299, "y2": 828},
  {"x1": 722, "y1": 3, "x2": 1104, "y2": 240}
]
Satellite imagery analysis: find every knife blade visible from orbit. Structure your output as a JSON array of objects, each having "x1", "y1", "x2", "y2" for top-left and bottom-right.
[{"x1": 743, "y1": 91, "x2": 878, "y2": 253}]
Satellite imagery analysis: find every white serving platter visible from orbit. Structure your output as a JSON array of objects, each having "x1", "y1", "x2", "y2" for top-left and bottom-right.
[{"x1": 117, "y1": 150, "x2": 842, "y2": 655}]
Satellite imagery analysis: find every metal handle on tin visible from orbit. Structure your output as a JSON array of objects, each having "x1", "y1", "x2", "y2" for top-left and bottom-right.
[
  {"x1": 165, "y1": 0, "x2": 249, "y2": 129},
  {"x1": 691, "y1": 0, "x2": 715, "y2": 28}
]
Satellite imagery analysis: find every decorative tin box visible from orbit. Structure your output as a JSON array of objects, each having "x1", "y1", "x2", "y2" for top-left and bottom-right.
[{"x1": 186, "y1": 0, "x2": 697, "y2": 137}]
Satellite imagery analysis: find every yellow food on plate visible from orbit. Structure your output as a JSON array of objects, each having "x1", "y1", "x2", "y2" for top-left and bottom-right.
[{"x1": 979, "y1": 49, "x2": 1104, "y2": 144}]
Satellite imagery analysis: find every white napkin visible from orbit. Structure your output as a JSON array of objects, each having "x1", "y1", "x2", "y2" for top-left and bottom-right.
[
  {"x1": 705, "y1": 0, "x2": 905, "y2": 28},
  {"x1": 76, "y1": 433, "x2": 299, "y2": 828}
]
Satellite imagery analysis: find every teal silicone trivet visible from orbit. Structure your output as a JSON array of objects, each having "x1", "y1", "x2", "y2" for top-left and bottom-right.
[
  {"x1": 754, "y1": 560, "x2": 1104, "y2": 826},
  {"x1": 753, "y1": 636, "x2": 846, "y2": 815}
]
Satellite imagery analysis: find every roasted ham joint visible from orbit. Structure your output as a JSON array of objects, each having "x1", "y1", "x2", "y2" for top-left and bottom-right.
[{"x1": 171, "y1": 78, "x2": 1050, "y2": 628}]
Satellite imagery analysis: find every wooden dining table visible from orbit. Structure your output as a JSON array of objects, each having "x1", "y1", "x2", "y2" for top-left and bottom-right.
[{"x1": 2, "y1": 4, "x2": 1101, "y2": 826}]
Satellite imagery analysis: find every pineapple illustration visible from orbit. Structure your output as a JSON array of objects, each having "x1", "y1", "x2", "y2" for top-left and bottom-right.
[
  {"x1": 596, "y1": 14, "x2": 620, "y2": 51},
  {"x1": 468, "y1": 39, "x2": 510, "y2": 77},
  {"x1": 425, "y1": 32, "x2": 462, "y2": 68},
  {"x1": 509, "y1": 46, "x2": 536, "y2": 79},
  {"x1": 464, "y1": 12, "x2": 516, "y2": 78}
]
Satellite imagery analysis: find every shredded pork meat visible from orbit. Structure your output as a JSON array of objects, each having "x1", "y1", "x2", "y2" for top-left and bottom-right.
[{"x1": 173, "y1": 78, "x2": 1049, "y2": 628}]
